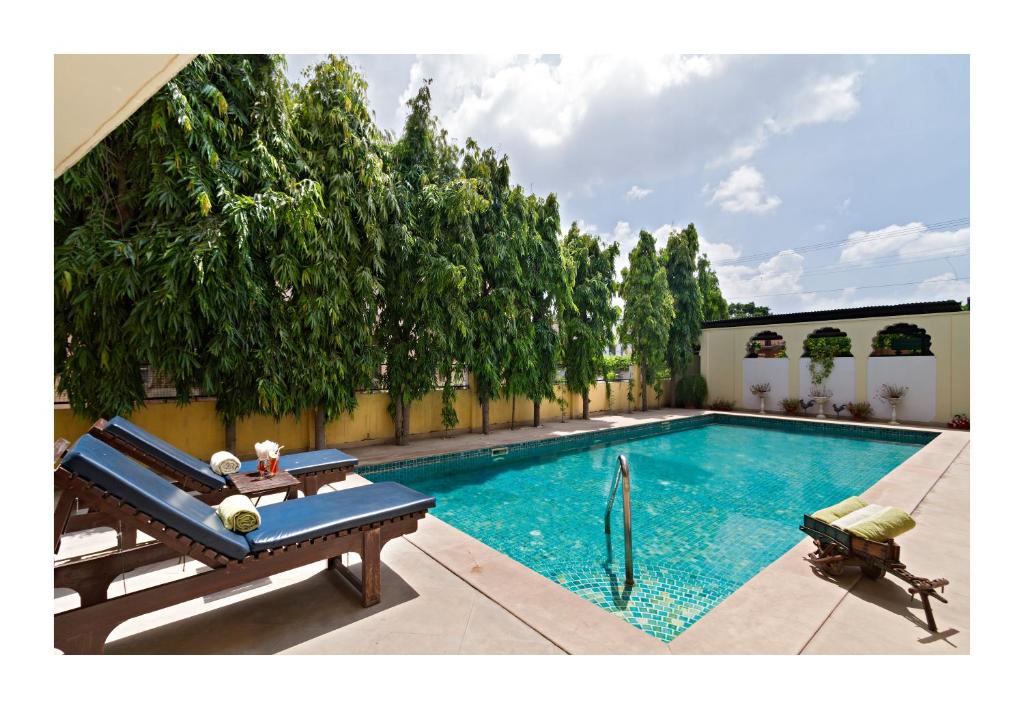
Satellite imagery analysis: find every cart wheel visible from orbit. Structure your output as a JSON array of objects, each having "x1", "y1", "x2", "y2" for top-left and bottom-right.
[
  {"x1": 826, "y1": 559, "x2": 845, "y2": 576},
  {"x1": 862, "y1": 565, "x2": 885, "y2": 580}
]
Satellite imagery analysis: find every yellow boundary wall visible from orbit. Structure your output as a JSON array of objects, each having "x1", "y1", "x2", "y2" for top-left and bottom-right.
[{"x1": 54, "y1": 375, "x2": 664, "y2": 461}]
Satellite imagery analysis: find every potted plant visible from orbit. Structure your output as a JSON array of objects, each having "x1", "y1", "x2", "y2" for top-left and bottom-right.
[
  {"x1": 809, "y1": 384, "x2": 832, "y2": 419},
  {"x1": 847, "y1": 401, "x2": 874, "y2": 421},
  {"x1": 749, "y1": 382, "x2": 771, "y2": 414},
  {"x1": 781, "y1": 397, "x2": 802, "y2": 415},
  {"x1": 876, "y1": 384, "x2": 908, "y2": 425}
]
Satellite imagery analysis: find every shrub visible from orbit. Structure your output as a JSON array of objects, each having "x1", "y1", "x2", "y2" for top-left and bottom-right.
[
  {"x1": 780, "y1": 397, "x2": 802, "y2": 415},
  {"x1": 709, "y1": 398, "x2": 734, "y2": 411},
  {"x1": 675, "y1": 374, "x2": 708, "y2": 408},
  {"x1": 847, "y1": 401, "x2": 874, "y2": 420},
  {"x1": 948, "y1": 414, "x2": 970, "y2": 430}
]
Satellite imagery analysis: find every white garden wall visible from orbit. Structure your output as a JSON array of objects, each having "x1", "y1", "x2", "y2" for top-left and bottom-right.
[
  {"x1": 799, "y1": 357, "x2": 856, "y2": 416},
  {"x1": 742, "y1": 358, "x2": 789, "y2": 411},
  {"x1": 867, "y1": 356, "x2": 936, "y2": 423}
]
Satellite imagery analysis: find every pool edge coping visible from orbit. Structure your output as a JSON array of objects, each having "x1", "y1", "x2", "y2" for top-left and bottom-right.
[
  {"x1": 667, "y1": 427, "x2": 969, "y2": 654},
  {"x1": 361, "y1": 410, "x2": 962, "y2": 653}
]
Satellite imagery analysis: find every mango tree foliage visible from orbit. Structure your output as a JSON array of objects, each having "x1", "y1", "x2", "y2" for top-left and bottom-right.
[
  {"x1": 521, "y1": 193, "x2": 569, "y2": 427},
  {"x1": 620, "y1": 230, "x2": 674, "y2": 411},
  {"x1": 380, "y1": 83, "x2": 483, "y2": 444},
  {"x1": 462, "y1": 142, "x2": 524, "y2": 434},
  {"x1": 289, "y1": 56, "x2": 398, "y2": 446},
  {"x1": 661, "y1": 224, "x2": 702, "y2": 406},
  {"x1": 561, "y1": 223, "x2": 620, "y2": 419},
  {"x1": 697, "y1": 251, "x2": 729, "y2": 321},
  {"x1": 55, "y1": 54, "x2": 320, "y2": 436}
]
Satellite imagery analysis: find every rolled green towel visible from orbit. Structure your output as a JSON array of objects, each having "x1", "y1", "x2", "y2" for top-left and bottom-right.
[
  {"x1": 845, "y1": 506, "x2": 916, "y2": 542},
  {"x1": 216, "y1": 494, "x2": 261, "y2": 533},
  {"x1": 811, "y1": 496, "x2": 868, "y2": 525}
]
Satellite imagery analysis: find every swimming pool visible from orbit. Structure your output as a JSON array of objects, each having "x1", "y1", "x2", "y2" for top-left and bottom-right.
[{"x1": 364, "y1": 415, "x2": 935, "y2": 642}]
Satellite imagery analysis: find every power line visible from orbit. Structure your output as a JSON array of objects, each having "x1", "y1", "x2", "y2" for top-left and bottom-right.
[
  {"x1": 712, "y1": 217, "x2": 969, "y2": 267},
  {"x1": 731, "y1": 276, "x2": 970, "y2": 300},
  {"x1": 741, "y1": 248, "x2": 969, "y2": 282}
]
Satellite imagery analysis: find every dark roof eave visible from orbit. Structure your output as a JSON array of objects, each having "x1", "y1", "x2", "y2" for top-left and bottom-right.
[{"x1": 702, "y1": 300, "x2": 963, "y2": 329}]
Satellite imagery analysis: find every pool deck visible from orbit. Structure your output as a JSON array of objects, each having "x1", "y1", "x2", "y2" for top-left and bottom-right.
[{"x1": 55, "y1": 408, "x2": 969, "y2": 654}]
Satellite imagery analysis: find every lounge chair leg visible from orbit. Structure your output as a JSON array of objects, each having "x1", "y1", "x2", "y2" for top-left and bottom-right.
[
  {"x1": 361, "y1": 527, "x2": 381, "y2": 607},
  {"x1": 54, "y1": 492, "x2": 75, "y2": 554},
  {"x1": 54, "y1": 620, "x2": 112, "y2": 655}
]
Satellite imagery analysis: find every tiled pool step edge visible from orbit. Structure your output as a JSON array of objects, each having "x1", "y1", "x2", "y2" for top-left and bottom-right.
[
  {"x1": 402, "y1": 514, "x2": 671, "y2": 655},
  {"x1": 667, "y1": 429, "x2": 969, "y2": 654}
]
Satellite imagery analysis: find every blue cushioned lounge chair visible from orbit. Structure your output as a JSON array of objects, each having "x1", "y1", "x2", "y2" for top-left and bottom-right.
[
  {"x1": 91, "y1": 416, "x2": 358, "y2": 499},
  {"x1": 53, "y1": 435, "x2": 435, "y2": 654}
]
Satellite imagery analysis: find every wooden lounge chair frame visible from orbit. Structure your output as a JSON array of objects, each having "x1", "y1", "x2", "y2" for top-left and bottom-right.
[
  {"x1": 800, "y1": 514, "x2": 949, "y2": 631},
  {"x1": 89, "y1": 418, "x2": 356, "y2": 499},
  {"x1": 53, "y1": 447, "x2": 428, "y2": 654}
]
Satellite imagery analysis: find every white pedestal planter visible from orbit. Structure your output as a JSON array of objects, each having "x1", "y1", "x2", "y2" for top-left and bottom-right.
[
  {"x1": 883, "y1": 396, "x2": 902, "y2": 425},
  {"x1": 813, "y1": 396, "x2": 831, "y2": 419}
]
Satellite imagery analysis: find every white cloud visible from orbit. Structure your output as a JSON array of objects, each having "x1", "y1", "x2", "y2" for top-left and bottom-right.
[
  {"x1": 915, "y1": 272, "x2": 970, "y2": 301},
  {"x1": 709, "y1": 72, "x2": 862, "y2": 168},
  {"x1": 399, "y1": 55, "x2": 718, "y2": 152},
  {"x1": 839, "y1": 223, "x2": 970, "y2": 264},
  {"x1": 625, "y1": 185, "x2": 653, "y2": 201},
  {"x1": 698, "y1": 237, "x2": 741, "y2": 264},
  {"x1": 898, "y1": 227, "x2": 971, "y2": 260},
  {"x1": 717, "y1": 249, "x2": 805, "y2": 300},
  {"x1": 709, "y1": 166, "x2": 781, "y2": 214}
]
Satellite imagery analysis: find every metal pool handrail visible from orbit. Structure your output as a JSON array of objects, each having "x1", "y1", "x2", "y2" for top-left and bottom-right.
[{"x1": 604, "y1": 454, "x2": 635, "y2": 586}]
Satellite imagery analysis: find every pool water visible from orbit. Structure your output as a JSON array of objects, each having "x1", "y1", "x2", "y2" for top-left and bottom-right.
[{"x1": 370, "y1": 421, "x2": 928, "y2": 642}]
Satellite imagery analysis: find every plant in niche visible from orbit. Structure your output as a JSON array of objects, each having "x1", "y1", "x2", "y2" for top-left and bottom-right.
[{"x1": 807, "y1": 336, "x2": 850, "y2": 387}]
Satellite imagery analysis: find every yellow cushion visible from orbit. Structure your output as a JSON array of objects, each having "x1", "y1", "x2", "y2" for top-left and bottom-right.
[
  {"x1": 845, "y1": 506, "x2": 916, "y2": 541},
  {"x1": 811, "y1": 496, "x2": 868, "y2": 525}
]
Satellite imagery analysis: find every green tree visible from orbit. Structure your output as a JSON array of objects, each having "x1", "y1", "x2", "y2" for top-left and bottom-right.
[
  {"x1": 55, "y1": 54, "x2": 321, "y2": 449},
  {"x1": 561, "y1": 223, "x2": 620, "y2": 419},
  {"x1": 697, "y1": 252, "x2": 729, "y2": 321},
  {"x1": 661, "y1": 224, "x2": 702, "y2": 407},
  {"x1": 520, "y1": 193, "x2": 568, "y2": 427},
  {"x1": 728, "y1": 301, "x2": 771, "y2": 318},
  {"x1": 380, "y1": 82, "x2": 483, "y2": 444},
  {"x1": 462, "y1": 141, "x2": 527, "y2": 434},
  {"x1": 621, "y1": 230, "x2": 673, "y2": 411},
  {"x1": 288, "y1": 55, "x2": 398, "y2": 448}
]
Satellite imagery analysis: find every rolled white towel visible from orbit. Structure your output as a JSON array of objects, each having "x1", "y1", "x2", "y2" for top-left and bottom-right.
[
  {"x1": 210, "y1": 450, "x2": 241, "y2": 475},
  {"x1": 832, "y1": 503, "x2": 885, "y2": 530}
]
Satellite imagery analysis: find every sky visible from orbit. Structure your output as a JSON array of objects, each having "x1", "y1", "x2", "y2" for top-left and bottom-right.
[{"x1": 285, "y1": 54, "x2": 969, "y2": 314}]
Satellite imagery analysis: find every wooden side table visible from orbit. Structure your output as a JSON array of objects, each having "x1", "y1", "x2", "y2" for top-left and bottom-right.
[{"x1": 226, "y1": 469, "x2": 301, "y2": 501}]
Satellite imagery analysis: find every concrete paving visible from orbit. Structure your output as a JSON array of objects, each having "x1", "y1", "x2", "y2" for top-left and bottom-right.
[{"x1": 54, "y1": 410, "x2": 968, "y2": 654}]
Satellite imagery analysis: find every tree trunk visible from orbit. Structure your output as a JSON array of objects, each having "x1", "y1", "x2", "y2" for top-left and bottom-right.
[
  {"x1": 533, "y1": 400, "x2": 541, "y2": 427},
  {"x1": 315, "y1": 404, "x2": 326, "y2": 450},
  {"x1": 393, "y1": 400, "x2": 404, "y2": 446},
  {"x1": 582, "y1": 389, "x2": 590, "y2": 419},
  {"x1": 510, "y1": 397, "x2": 516, "y2": 431},
  {"x1": 481, "y1": 398, "x2": 490, "y2": 434},
  {"x1": 641, "y1": 368, "x2": 649, "y2": 412},
  {"x1": 402, "y1": 400, "x2": 411, "y2": 442},
  {"x1": 670, "y1": 376, "x2": 678, "y2": 408},
  {"x1": 225, "y1": 418, "x2": 237, "y2": 452}
]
